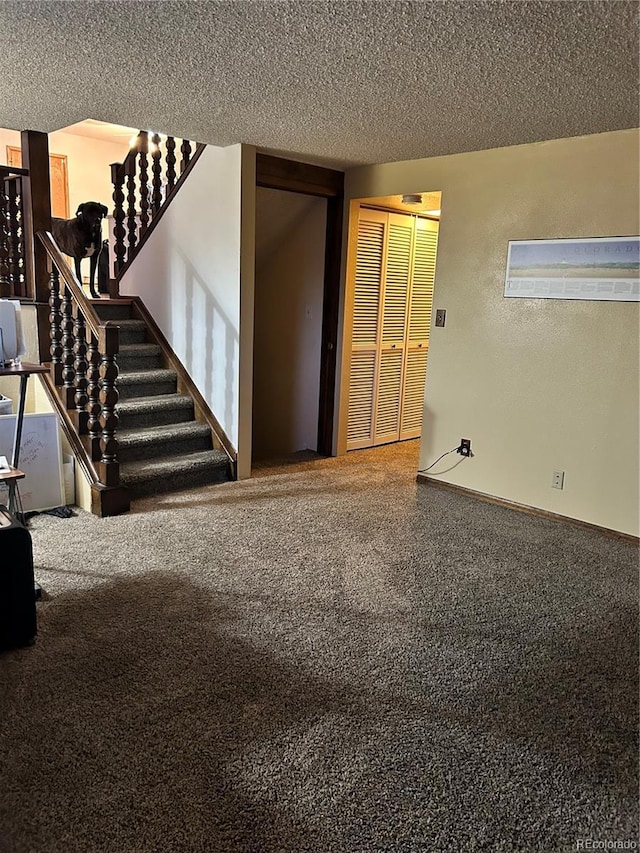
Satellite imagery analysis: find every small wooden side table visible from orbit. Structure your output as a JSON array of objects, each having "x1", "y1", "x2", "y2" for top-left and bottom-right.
[{"x1": 0, "y1": 361, "x2": 50, "y2": 514}]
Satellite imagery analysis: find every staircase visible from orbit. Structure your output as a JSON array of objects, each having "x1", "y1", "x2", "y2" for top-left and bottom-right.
[{"x1": 93, "y1": 299, "x2": 231, "y2": 500}]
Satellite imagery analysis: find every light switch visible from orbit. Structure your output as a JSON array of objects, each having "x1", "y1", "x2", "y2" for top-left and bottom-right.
[{"x1": 435, "y1": 309, "x2": 446, "y2": 327}]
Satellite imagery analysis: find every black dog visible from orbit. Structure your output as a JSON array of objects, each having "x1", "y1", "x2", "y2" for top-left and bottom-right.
[{"x1": 52, "y1": 202, "x2": 109, "y2": 299}]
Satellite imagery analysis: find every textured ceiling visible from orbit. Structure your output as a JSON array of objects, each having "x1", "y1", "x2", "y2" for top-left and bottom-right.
[{"x1": 1, "y1": 1, "x2": 638, "y2": 168}]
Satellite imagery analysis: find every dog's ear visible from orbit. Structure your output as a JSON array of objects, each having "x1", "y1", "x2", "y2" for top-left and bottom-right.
[
  {"x1": 100, "y1": 204, "x2": 108, "y2": 217},
  {"x1": 76, "y1": 203, "x2": 85, "y2": 219}
]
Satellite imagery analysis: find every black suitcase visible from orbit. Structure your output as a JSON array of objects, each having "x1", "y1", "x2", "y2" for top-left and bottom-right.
[{"x1": 0, "y1": 505, "x2": 37, "y2": 650}]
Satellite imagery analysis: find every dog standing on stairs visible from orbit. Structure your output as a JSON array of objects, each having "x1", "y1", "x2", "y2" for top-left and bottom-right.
[{"x1": 52, "y1": 201, "x2": 109, "y2": 299}]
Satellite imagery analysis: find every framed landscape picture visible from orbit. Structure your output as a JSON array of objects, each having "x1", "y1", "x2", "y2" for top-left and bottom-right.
[{"x1": 504, "y1": 236, "x2": 640, "y2": 301}]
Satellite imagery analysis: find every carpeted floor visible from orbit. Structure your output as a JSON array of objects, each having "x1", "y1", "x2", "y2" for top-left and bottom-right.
[{"x1": 0, "y1": 441, "x2": 638, "y2": 852}]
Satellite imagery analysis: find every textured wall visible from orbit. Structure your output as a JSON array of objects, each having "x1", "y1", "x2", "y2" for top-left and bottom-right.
[{"x1": 341, "y1": 130, "x2": 640, "y2": 536}]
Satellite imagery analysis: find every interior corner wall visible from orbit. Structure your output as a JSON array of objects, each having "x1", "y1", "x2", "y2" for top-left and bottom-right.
[
  {"x1": 120, "y1": 144, "x2": 244, "y2": 453},
  {"x1": 341, "y1": 129, "x2": 640, "y2": 537}
]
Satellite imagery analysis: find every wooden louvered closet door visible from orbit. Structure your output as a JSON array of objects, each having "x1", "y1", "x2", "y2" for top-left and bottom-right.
[
  {"x1": 347, "y1": 210, "x2": 386, "y2": 449},
  {"x1": 347, "y1": 207, "x2": 439, "y2": 451},
  {"x1": 399, "y1": 217, "x2": 438, "y2": 439}
]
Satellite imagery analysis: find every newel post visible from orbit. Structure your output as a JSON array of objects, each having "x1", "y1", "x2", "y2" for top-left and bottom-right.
[
  {"x1": 98, "y1": 323, "x2": 120, "y2": 487},
  {"x1": 21, "y1": 130, "x2": 52, "y2": 359}
]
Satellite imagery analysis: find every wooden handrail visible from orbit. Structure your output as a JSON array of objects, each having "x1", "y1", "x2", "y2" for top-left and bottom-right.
[
  {"x1": 37, "y1": 230, "x2": 104, "y2": 338},
  {"x1": 0, "y1": 165, "x2": 29, "y2": 177}
]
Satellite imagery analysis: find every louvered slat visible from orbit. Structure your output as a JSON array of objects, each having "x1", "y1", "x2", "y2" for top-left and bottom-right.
[
  {"x1": 382, "y1": 222, "x2": 412, "y2": 343},
  {"x1": 353, "y1": 220, "x2": 384, "y2": 346},
  {"x1": 400, "y1": 348, "x2": 429, "y2": 438},
  {"x1": 374, "y1": 348, "x2": 403, "y2": 443},
  {"x1": 347, "y1": 350, "x2": 376, "y2": 448},
  {"x1": 408, "y1": 227, "x2": 439, "y2": 342}
]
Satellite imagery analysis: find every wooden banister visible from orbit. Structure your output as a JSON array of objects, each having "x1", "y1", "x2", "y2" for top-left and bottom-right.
[
  {"x1": 37, "y1": 231, "x2": 104, "y2": 337},
  {"x1": 36, "y1": 228, "x2": 129, "y2": 516}
]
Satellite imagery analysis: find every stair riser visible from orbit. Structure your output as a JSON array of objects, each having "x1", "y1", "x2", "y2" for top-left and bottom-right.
[
  {"x1": 118, "y1": 379, "x2": 177, "y2": 400},
  {"x1": 123, "y1": 464, "x2": 229, "y2": 499},
  {"x1": 117, "y1": 354, "x2": 164, "y2": 371},
  {"x1": 118, "y1": 328, "x2": 147, "y2": 346},
  {"x1": 118, "y1": 433, "x2": 212, "y2": 464},
  {"x1": 117, "y1": 406, "x2": 195, "y2": 430},
  {"x1": 94, "y1": 305, "x2": 134, "y2": 321}
]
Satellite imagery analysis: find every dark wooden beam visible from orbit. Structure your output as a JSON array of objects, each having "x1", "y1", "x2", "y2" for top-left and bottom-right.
[
  {"x1": 256, "y1": 153, "x2": 343, "y2": 198},
  {"x1": 20, "y1": 130, "x2": 52, "y2": 358}
]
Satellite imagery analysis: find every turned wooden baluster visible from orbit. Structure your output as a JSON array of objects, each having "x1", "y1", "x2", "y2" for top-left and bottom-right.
[
  {"x1": 0, "y1": 180, "x2": 9, "y2": 297},
  {"x1": 151, "y1": 132, "x2": 162, "y2": 215},
  {"x1": 125, "y1": 155, "x2": 137, "y2": 258},
  {"x1": 138, "y1": 131, "x2": 150, "y2": 234},
  {"x1": 48, "y1": 266, "x2": 63, "y2": 385},
  {"x1": 180, "y1": 139, "x2": 192, "y2": 174},
  {"x1": 98, "y1": 324, "x2": 120, "y2": 487},
  {"x1": 165, "y1": 136, "x2": 177, "y2": 195},
  {"x1": 60, "y1": 284, "x2": 76, "y2": 408},
  {"x1": 111, "y1": 162, "x2": 126, "y2": 274},
  {"x1": 87, "y1": 331, "x2": 102, "y2": 461},
  {"x1": 5, "y1": 178, "x2": 23, "y2": 297},
  {"x1": 72, "y1": 306, "x2": 89, "y2": 433},
  {"x1": 13, "y1": 180, "x2": 26, "y2": 297}
]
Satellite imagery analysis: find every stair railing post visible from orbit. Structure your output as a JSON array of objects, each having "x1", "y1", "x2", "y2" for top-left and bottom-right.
[
  {"x1": 48, "y1": 265, "x2": 63, "y2": 385},
  {"x1": 138, "y1": 131, "x2": 150, "y2": 235},
  {"x1": 0, "y1": 177, "x2": 10, "y2": 297},
  {"x1": 98, "y1": 323, "x2": 120, "y2": 487},
  {"x1": 111, "y1": 161, "x2": 126, "y2": 276},
  {"x1": 87, "y1": 331, "x2": 102, "y2": 460},
  {"x1": 151, "y1": 132, "x2": 162, "y2": 216},
  {"x1": 60, "y1": 283, "x2": 77, "y2": 408},
  {"x1": 165, "y1": 136, "x2": 177, "y2": 195},
  {"x1": 72, "y1": 305, "x2": 89, "y2": 433}
]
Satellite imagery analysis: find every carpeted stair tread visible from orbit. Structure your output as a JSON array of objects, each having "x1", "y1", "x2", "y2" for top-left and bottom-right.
[
  {"x1": 120, "y1": 449, "x2": 230, "y2": 497},
  {"x1": 117, "y1": 393, "x2": 193, "y2": 415},
  {"x1": 112, "y1": 319, "x2": 148, "y2": 345},
  {"x1": 117, "y1": 368, "x2": 177, "y2": 399},
  {"x1": 117, "y1": 422, "x2": 213, "y2": 462},
  {"x1": 116, "y1": 393, "x2": 195, "y2": 429},
  {"x1": 117, "y1": 343, "x2": 164, "y2": 370}
]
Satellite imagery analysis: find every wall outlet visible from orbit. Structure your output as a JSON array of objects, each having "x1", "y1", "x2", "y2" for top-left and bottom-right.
[
  {"x1": 435, "y1": 309, "x2": 446, "y2": 327},
  {"x1": 458, "y1": 438, "x2": 472, "y2": 457},
  {"x1": 552, "y1": 470, "x2": 564, "y2": 490}
]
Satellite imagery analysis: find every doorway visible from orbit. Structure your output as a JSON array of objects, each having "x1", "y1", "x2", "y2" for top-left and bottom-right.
[
  {"x1": 252, "y1": 188, "x2": 327, "y2": 462},
  {"x1": 253, "y1": 154, "x2": 344, "y2": 463},
  {"x1": 339, "y1": 191, "x2": 441, "y2": 453}
]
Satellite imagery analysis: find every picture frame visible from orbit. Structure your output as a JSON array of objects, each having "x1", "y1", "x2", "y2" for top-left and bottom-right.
[{"x1": 504, "y1": 236, "x2": 640, "y2": 301}]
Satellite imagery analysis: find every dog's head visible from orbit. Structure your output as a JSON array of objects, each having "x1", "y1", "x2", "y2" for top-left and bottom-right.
[{"x1": 76, "y1": 202, "x2": 109, "y2": 232}]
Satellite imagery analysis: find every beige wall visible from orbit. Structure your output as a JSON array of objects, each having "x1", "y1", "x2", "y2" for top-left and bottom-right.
[
  {"x1": 340, "y1": 129, "x2": 640, "y2": 536},
  {"x1": 0, "y1": 127, "x2": 129, "y2": 220}
]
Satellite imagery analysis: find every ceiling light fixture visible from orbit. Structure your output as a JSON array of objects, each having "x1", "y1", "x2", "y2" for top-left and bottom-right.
[{"x1": 401, "y1": 194, "x2": 422, "y2": 205}]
